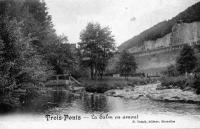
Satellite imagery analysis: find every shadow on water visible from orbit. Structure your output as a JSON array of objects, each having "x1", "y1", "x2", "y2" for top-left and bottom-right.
[
  {"x1": 81, "y1": 94, "x2": 110, "y2": 113},
  {"x1": 0, "y1": 90, "x2": 14, "y2": 114},
  {"x1": 17, "y1": 89, "x2": 74, "y2": 113},
  {"x1": 45, "y1": 93, "x2": 111, "y2": 114}
]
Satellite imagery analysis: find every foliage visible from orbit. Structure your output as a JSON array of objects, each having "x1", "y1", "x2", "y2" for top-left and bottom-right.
[
  {"x1": 0, "y1": 0, "x2": 77, "y2": 109},
  {"x1": 160, "y1": 45, "x2": 200, "y2": 94},
  {"x1": 192, "y1": 76, "x2": 200, "y2": 94},
  {"x1": 117, "y1": 50, "x2": 137, "y2": 79},
  {"x1": 160, "y1": 75, "x2": 200, "y2": 94},
  {"x1": 127, "y1": 77, "x2": 157, "y2": 86},
  {"x1": 81, "y1": 77, "x2": 125, "y2": 93},
  {"x1": 0, "y1": 0, "x2": 76, "y2": 82},
  {"x1": 81, "y1": 76, "x2": 157, "y2": 93},
  {"x1": 176, "y1": 45, "x2": 197, "y2": 75},
  {"x1": 0, "y1": 17, "x2": 51, "y2": 90},
  {"x1": 79, "y1": 23, "x2": 115, "y2": 79},
  {"x1": 160, "y1": 76, "x2": 189, "y2": 89},
  {"x1": 43, "y1": 35, "x2": 77, "y2": 75},
  {"x1": 84, "y1": 83, "x2": 111, "y2": 93},
  {"x1": 161, "y1": 64, "x2": 179, "y2": 77},
  {"x1": 193, "y1": 51, "x2": 200, "y2": 73}
]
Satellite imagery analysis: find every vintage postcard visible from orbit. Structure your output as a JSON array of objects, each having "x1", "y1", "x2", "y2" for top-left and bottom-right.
[{"x1": 0, "y1": 0, "x2": 200, "y2": 129}]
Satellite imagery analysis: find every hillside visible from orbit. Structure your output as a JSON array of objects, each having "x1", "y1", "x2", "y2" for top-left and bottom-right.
[{"x1": 119, "y1": 1, "x2": 200, "y2": 51}]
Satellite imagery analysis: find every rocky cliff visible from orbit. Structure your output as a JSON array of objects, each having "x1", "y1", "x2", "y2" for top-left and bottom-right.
[
  {"x1": 108, "y1": 22, "x2": 200, "y2": 76},
  {"x1": 113, "y1": 2, "x2": 200, "y2": 75},
  {"x1": 171, "y1": 22, "x2": 200, "y2": 45},
  {"x1": 134, "y1": 22, "x2": 200, "y2": 75},
  {"x1": 128, "y1": 22, "x2": 200, "y2": 53},
  {"x1": 119, "y1": 2, "x2": 200, "y2": 51}
]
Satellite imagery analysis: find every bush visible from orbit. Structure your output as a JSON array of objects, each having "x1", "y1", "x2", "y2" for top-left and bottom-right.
[
  {"x1": 191, "y1": 76, "x2": 200, "y2": 94},
  {"x1": 160, "y1": 74, "x2": 200, "y2": 95},
  {"x1": 81, "y1": 77, "x2": 157, "y2": 93},
  {"x1": 80, "y1": 77, "x2": 127, "y2": 93},
  {"x1": 161, "y1": 65, "x2": 179, "y2": 77},
  {"x1": 128, "y1": 77, "x2": 157, "y2": 86},
  {"x1": 160, "y1": 76, "x2": 188, "y2": 89},
  {"x1": 84, "y1": 83, "x2": 112, "y2": 93}
]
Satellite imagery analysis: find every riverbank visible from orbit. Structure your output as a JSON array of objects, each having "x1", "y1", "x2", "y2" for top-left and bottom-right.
[
  {"x1": 79, "y1": 77, "x2": 157, "y2": 93},
  {"x1": 105, "y1": 83, "x2": 200, "y2": 104}
]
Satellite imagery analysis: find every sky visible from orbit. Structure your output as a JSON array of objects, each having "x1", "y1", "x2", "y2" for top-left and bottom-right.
[{"x1": 45, "y1": 0, "x2": 200, "y2": 46}]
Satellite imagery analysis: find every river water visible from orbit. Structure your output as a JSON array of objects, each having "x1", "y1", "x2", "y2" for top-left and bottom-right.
[
  {"x1": 45, "y1": 91, "x2": 200, "y2": 116},
  {"x1": 1, "y1": 90, "x2": 200, "y2": 129}
]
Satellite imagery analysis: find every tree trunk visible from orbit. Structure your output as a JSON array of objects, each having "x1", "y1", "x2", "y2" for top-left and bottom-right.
[
  {"x1": 185, "y1": 72, "x2": 188, "y2": 78},
  {"x1": 100, "y1": 70, "x2": 103, "y2": 79},
  {"x1": 90, "y1": 66, "x2": 94, "y2": 80},
  {"x1": 94, "y1": 67, "x2": 97, "y2": 80}
]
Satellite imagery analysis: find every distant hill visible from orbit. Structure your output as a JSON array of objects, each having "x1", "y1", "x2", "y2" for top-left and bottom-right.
[{"x1": 119, "y1": 2, "x2": 200, "y2": 51}]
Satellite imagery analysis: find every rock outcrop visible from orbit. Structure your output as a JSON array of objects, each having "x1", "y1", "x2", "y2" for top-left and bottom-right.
[
  {"x1": 128, "y1": 22, "x2": 200, "y2": 53},
  {"x1": 115, "y1": 2, "x2": 200, "y2": 75},
  {"x1": 124, "y1": 22, "x2": 200, "y2": 75}
]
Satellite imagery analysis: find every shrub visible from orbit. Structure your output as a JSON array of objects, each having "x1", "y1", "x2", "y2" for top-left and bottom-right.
[
  {"x1": 160, "y1": 76, "x2": 188, "y2": 89},
  {"x1": 84, "y1": 83, "x2": 111, "y2": 93},
  {"x1": 160, "y1": 74, "x2": 200, "y2": 94},
  {"x1": 128, "y1": 77, "x2": 157, "y2": 86},
  {"x1": 161, "y1": 65, "x2": 179, "y2": 77},
  {"x1": 191, "y1": 76, "x2": 200, "y2": 94}
]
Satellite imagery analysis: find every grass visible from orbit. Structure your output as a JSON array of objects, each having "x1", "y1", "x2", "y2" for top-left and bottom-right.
[
  {"x1": 79, "y1": 77, "x2": 157, "y2": 93},
  {"x1": 79, "y1": 77, "x2": 126, "y2": 93}
]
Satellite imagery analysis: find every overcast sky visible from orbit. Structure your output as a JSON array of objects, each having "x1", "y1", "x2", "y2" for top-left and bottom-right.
[{"x1": 45, "y1": 0, "x2": 200, "y2": 46}]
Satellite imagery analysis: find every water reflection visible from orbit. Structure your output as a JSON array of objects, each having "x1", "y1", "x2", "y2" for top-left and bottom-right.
[
  {"x1": 26, "y1": 90, "x2": 200, "y2": 117},
  {"x1": 52, "y1": 90, "x2": 68, "y2": 104},
  {"x1": 81, "y1": 94, "x2": 110, "y2": 113}
]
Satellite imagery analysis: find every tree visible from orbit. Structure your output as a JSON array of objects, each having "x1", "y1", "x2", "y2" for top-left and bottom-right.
[
  {"x1": 176, "y1": 45, "x2": 197, "y2": 75},
  {"x1": 21, "y1": 0, "x2": 56, "y2": 48},
  {"x1": 79, "y1": 23, "x2": 115, "y2": 79},
  {"x1": 117, "y1": 50, "x2": 137, "y2": 79},
  {"x1": 0, "y1": 0, "x2": 78, "y2": 107},
  {"x1": 43, "y1": 35, "x2": 77, "y2": 75},
  {"x1": 0, "y1": 17, "x2": 51, "y2": 91}
]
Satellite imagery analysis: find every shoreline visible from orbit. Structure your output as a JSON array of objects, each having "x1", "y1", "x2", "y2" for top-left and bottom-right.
[{"x1": 105, "y1": 83, "x2": 200, "y2": 104}]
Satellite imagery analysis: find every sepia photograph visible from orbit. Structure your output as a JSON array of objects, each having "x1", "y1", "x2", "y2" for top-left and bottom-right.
[{"x1": 0, "y1": 0, "x2": 200, "y2": 128}]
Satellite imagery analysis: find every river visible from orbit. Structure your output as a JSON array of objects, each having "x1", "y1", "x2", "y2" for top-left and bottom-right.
[
  {"x1": 45, "y1": 91, "x2": 200, "y2": 115},
  {"x1": 1, "y1": 89, "x2": 200, "y2": 129}
]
